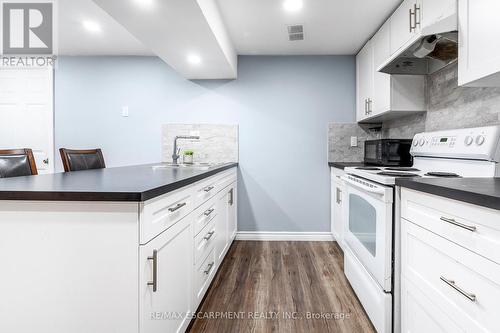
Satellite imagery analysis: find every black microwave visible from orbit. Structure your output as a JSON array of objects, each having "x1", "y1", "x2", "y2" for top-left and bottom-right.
[{"x1": 364, "y1": 139, "x2": 413, "y2": 166}]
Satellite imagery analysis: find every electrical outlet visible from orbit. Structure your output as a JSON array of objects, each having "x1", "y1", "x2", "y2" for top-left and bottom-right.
[
  {"x1": 350, "y1": 136, "x2": 358, "y2": 147},
  {"x1": 121, "y1": 106, "x2": 129, "y2": 117}
]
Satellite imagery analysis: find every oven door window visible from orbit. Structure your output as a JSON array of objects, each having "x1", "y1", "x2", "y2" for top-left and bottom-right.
[{"x1": 348, "y1": 194, "x2": 377, "y2": 256}]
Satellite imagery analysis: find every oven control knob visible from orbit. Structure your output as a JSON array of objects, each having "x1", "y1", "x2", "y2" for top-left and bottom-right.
[
  {"x1": 419, "y1": 138, "x2": 425, "y2": 146},
  {"x1": 475, "y1": 135, "x2": 485, "y2": 146},
  {"x1": 413, "y1": 139, "x2": 419, "y2": 147},
  {"x1": 464, "y1": 136, "x2": 474, "y2": 146}
]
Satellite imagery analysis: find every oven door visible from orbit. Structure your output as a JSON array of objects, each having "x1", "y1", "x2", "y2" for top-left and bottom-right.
[{"x1": 342, "y1": 175, "x2": 393, "y2": 292}]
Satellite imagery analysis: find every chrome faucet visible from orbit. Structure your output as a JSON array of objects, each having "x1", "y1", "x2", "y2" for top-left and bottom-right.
[{"x1": 172, "y1": 135, "x2": 200, "y2": 164}]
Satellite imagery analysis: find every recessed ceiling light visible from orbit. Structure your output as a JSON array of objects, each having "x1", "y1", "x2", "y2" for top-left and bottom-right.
[
  {"x1": 82, "y1": 20, "x2": 101, "y2": 33},
  {"x1": 283, "y1": 0, "x2": 303, "y2": 12},
  {"x1": 133, "y1": 0, "x2": 155, "y2": 10},
  {"x1": 187, "y1": 54, "x2": 202, "y2": 65}
]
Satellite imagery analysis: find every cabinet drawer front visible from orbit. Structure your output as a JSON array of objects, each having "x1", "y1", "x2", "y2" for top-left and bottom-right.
[
  {"x1": 140, "y1": 187, "x2": 193, "y2": 244},
  {"x1": 401, "y1": 188, "x2": 500, "y2": 264},
  {"x1": 193, "y1": 168, "x2": 237, "y2": 208},
  {"x1": 402, "y1": 220, "x2": 500, "y2": 333},
  {"x1": 194, "y1": 219, "x2": 216, "y2": 265},
  {"x1": 193, "y1": 197, "x2": 217, "y2": 237},
  {"x1": 194, "y1": 249, "x2": 216, "y2": 303}
]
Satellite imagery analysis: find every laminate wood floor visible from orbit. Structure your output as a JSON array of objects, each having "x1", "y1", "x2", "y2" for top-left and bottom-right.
[{"x1": 188, "y1": 241, "x2": 376, "y2": 333}]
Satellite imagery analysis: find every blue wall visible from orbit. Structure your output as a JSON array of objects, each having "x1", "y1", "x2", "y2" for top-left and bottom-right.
[{"x1": 55, "y1": 56, "x2": 355, "y2": 232}]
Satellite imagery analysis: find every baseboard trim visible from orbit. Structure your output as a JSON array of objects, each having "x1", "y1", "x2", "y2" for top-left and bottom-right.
[{"x1": 235, "y1": 231, "x2": 334, "y2": 241}]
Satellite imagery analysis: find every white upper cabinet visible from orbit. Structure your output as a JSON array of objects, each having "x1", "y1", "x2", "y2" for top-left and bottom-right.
[
  {"x1": 357, "y1": 22, "x2": 426, "y2": 123},
  {"x1": 356, "y1": 40, "x2": 374, "y2": 121},
  {"x1": 372, "y1": 22, "x2": 392, "y2": 115},
  {"x1": 390, "y1": 0, "x2": 419, "y2": 55},
  {"x1": 458, "y1": 0, "x2": 500, "y2": 87}
]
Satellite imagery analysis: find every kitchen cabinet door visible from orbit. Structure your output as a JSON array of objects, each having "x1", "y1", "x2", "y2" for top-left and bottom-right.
[
  {"x1": 356, "y1": 40, "x2": 373, "y2": 121},
  {"x1": 458, "y1": 0, "x2": 500, "y2": 87},
  {"x1": 418, "y1": 0, "x2": 456, "y2": 29},
  {"x1": 390, "y1": 0, "x2": 418, "y2": 55},
  {"x1": 331, "y1": 178, "x2": 345, "y2": 249},
  {"x1": 227, "y1": 183, "x2": 237, "y2": 242},
  {"x1": 215, "y1": 189, "x2": 229, "y2": 264},
  {"x1": 372, "y1": 21, "x2": 391, "y2": 116},
  {"x1": 139, "y1": 215, "x2": 193, "y2": 333}
]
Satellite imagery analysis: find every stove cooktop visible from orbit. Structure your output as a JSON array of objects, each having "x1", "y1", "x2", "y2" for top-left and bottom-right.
[{"x1": 377, "y1": 172, "x2": 421, "y2": 177}]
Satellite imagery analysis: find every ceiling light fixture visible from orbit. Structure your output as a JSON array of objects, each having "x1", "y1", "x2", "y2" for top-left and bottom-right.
[
  {"x1": 283, "y1": 0, "x2": 303, "y2": 12},
  {"x1": 187, "y1": 54, "x2": 202, "y2": 65},
  {"x1": 133, "y1": 0, "x2": 155, "y2": 10},
  {"x1": 82, "y1": 20, "x2": 101, "y2": 33}
]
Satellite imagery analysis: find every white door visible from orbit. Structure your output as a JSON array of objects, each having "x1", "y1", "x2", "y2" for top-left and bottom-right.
[
  {"x1": 227, "y1": 184, "x2": 237, "y2": 242},
  {"x1": 372, "y1": 21, "x2": 391, "y2": 116},
  {"x1": 215, "y1": 189, "x2": 229, "y2": 263},
  {"x1": 0, "y1": 66, "x2": 54, "y2": 173},
  {"x1": 356, "y1": 41, "x2": 373, "y2": 121},
  {"x1": 342, "y1": 175, "x2": 393, "y2": 291},
  {"x1": 139, "y1": 215, "x2": 193, "y2": 333},
  {"x1": 390, "y1": 0, "x2": 418, "y2": 55},
  {"x1": 458, "y1": 0, "x2": 500, "y2": 87}
]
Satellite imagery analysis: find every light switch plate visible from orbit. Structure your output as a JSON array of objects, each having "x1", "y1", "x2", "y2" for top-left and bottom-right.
[
  {"x1": 350, "y1": 136, "x2": 358, "y2": 147},
  {"x1": 121, "y1": 106, "x2": 129, "y2": 117}
]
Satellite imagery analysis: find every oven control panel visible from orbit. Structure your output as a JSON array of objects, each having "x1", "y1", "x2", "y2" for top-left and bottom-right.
[{"x1": 411, "y1": 125, "x2": 500, "y2": 162}]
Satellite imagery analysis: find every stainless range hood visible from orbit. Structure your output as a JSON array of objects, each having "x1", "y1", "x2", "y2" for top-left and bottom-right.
[{"x1": 378, "y1": 5, "x2": 458, "y2": 75}]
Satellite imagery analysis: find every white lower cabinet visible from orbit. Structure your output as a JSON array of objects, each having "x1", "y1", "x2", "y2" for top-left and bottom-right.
[
  {"x1": 401, "y1": 188, "x2": 500, "y2": 333},
  {"x1": 330, "y1": 167, "x2": 345, "y2": 248},
  {"x1": 215, "y1": 182, "x2": 237, "y2": 265},
  {"x1": 140, "y1": 214, "x2": 193, "y2": 333},
  {"x1": 0, "y1": 167, "x2": 237, "y2": 333}
]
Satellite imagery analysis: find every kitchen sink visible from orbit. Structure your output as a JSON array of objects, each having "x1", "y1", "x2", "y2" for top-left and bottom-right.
[{"x1": 151, "y1": 162, "x2": 217, "y2": 171}]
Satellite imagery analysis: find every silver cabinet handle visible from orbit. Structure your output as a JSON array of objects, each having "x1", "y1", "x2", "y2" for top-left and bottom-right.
[
  {"x1": 364, "y1": 99, "x2": 368, "y2": 115},
  {"x1": 168, "y1": 202, "x2": 186, "y2": 213},
  {"x1": 147, "y1": 250, "x2": 158, "y2": 292},
  {"x1": 414, "y1": 4, "x2": 421, "y2": 28},
  {"x1": 336, "y1": 187, "x2": 342, "y2": 204},
  {"x1": 409, "y1": 7, "x2": 416, "y2": 32},
  {"x1": 204, "y1": 230, "x2": 215, "y2": 241},
  {"x1": 440, "y1": 276, "x2": 476, "y2": 302},
  {"x1": 204, "y1": 208, "x2": 214, "y2": 216},
  {"x1": 440, "y1": 216, "x2": 477, "y2": 232},
  {"x1": 203, "y1": 186, "x2": 214, "y2": 192},
  {"x1": 228, "y1": 188, "x2": 234, "y2": 205},
  {"x1": 204, "y1": 262, "x2": 215, "y2": 275},
  {"x1": 368, "y1": 98, "x2": 372, "y2": 114}
]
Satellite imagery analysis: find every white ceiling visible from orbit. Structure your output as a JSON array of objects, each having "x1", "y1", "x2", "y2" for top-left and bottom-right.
[
  {"x1": 58, "y1": 0, "x2": 152, "y2": 55},
  {"x1": 216, "y1": 0, "x2": 402, "y2": 55}
]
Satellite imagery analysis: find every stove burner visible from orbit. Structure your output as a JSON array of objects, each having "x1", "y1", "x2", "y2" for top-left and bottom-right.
[
  {"x1": 377, "y1": 172, "x2": 421, "y2": 177},
  {"x1": 356, "y1": 167, "x2": 381, "y2": 170},
  {"x1": 385, "y1": 167, "x2": 420, "y2": 171},
  {"x1": 425, "y1": 172, "x2": 461, "y2": 178}
]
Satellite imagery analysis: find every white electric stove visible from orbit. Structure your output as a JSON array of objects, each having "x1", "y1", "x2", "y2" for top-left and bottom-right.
[{"x1": 340, "y1": 125, "x2": 500, "y2": 333}]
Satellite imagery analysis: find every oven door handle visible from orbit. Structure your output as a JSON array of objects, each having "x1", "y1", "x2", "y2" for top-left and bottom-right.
[{"x1": 341, "y1": 176, "x2": 387, "y2": 196}]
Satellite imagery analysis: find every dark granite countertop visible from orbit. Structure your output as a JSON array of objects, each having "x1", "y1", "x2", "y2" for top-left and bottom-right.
[
  {"x1": 396, "y1": 177, "x2": 500, "y2": 211},
  {"x1": 329, "y1": 162, "x2": 369, "y2": 170},
  {"x1": 0, "y1": 163, "x2": 238, "y2": 202}
]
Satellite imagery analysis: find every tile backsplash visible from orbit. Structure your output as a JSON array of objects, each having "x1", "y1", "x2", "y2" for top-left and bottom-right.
[
  {"x1": 162, "y1": 124, "x2": 238, "y2": 164},
  {"x1": 329, "y1": 63, "x2": 500, "y2": 162}
]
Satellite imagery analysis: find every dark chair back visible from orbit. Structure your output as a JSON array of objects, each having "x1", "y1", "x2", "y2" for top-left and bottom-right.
[
  {"x1": 59, "y1": 148, "x2": 106, "y2": 172},
  {"x1": 0, "y1": 149, "x2": 38, "y2": 178}
]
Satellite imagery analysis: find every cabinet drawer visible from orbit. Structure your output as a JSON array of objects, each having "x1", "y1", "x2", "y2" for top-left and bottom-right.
[
  {"x1": 401, "y1": 188, "x2": 500, "y2": 264},
  {"x1": 194, "y1": 249, "x2": 216, "y2": 304},
  {"x1": 193, "y1": 197, "x2": 217, "y2": 237},
  {"x1": 402, "y1": 220, "x2": 500, "y2": 333},
  {"x1": 193, "y1": 168, "x2": 237, "y2": 208},
  {"x1": 194, "y1": 219, "x2": 216, "y2": 265},
  {"x1": 140, "y1": 186, "x2": 193, "y2": 244}
]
